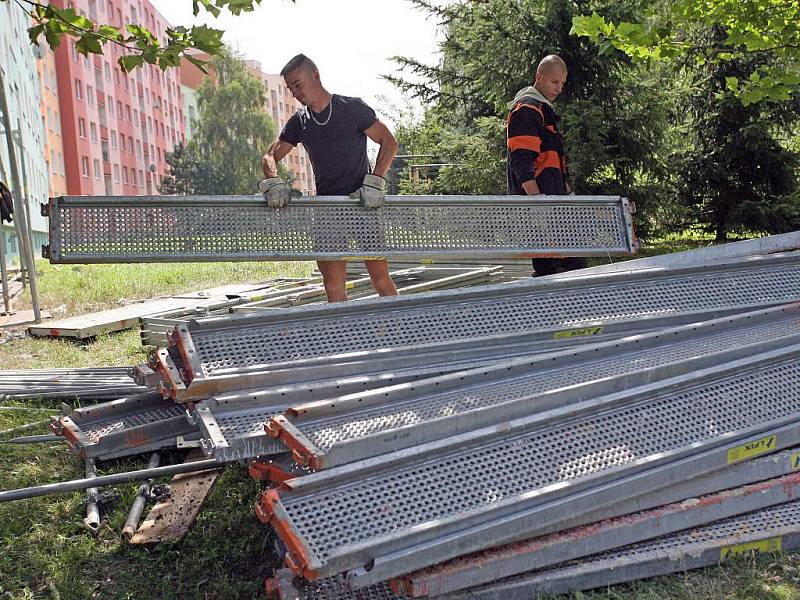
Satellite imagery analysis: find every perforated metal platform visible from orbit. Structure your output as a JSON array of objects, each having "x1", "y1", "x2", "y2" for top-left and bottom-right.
[
  {"x1": 274, "y1": 306, "x2": 800, "y2": 469},
  {"x1": 168, "y1": 254, "x2": 800, "y2": 399},
  {"x1": 194, "y1": 337, "x2": 635, "y2": 460},
  {"x1": 457, "y1": 498, "x2": 800, "y2": 600},
  {"x1": 261, "y1": 346, "x2": 800, "y2": 580},
  {"x1": 54, "y1": 392, "x2": 197, "y2": 460},
  {"x1": 395, "y1": 468, "x2": 800, "y2": 596},
  {"x1": 44, "y1": 195, "x2": 636, "y2": 263},
  {"x1": 272, "y1": 498, "x2": 800, "y2": 600}
]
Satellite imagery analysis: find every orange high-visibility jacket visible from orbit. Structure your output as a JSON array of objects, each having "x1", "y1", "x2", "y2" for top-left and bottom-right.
[{"x1": 506, "y1": 99, "x2": 567, "y2": 195}]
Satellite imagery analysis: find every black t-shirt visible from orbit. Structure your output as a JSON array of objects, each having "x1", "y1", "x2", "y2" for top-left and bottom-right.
[{"x1": 279, "y1": 95, "x2": 378, "y2": 195}]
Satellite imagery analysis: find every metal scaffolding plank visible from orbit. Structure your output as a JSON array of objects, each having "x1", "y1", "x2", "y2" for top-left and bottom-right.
[
  {"x1": 43, "y1": 195, "x2": 636, "y2": 263},
  {"x1": 165, "y1": 253, "x2": 800, "y2": 400},
  {"x1": 449, "y1": 499, "x2": 800, "y2": 600},
  {"x1": 394, "y1": 463, "x2": 800, "y2": 597},
  {"x1": 567, "y1": 230, "x2": 800, "y2": 278},
  {"x1": 268, "y1": 497, "x2": 800, "y2": 600},
  {"x1": 269, "y1": 305, "x2": 800, "y2": 470},
  {"x1": 52, "y1": 392, "x2": 196, "y2": 460},
  {"x1": 0, "y1": 366, "x2": 146, "y2": 400},
  {"x1": 256, "y1": 346, "x2": 800, "y2": 581},
  {"x1": 195, "y1": 344, "x2": 580, "y2": 462},
  {"x1": 161, "y1": 320, "x2": 663, "y2": 402}
]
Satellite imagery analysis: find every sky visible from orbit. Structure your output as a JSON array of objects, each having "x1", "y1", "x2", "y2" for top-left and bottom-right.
[{"x1": 149, "y1": 0, "x2": 443, "y2": 124}]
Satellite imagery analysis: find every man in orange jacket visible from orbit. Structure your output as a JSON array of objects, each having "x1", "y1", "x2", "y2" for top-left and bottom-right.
[{"x1": 506, "y1": 54, "x2": 588, "y2": 276}]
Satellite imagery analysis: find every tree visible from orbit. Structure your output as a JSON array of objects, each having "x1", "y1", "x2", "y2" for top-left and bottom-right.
[
  {"x1": 3, "y1": 0, "x2": 271, "y2": 73},
  {"x1": 675, "y1": 29, "x2": 800, "y2": 240},
  {"x1": 160, "y1": 50, "x2": 278, "y2": 195},
  {"x1": 388, "y1": 0, "x2": 673, "y2": 238},
  {"x1": 571, "y1": 0, "x2": 800, "y2": 105}
]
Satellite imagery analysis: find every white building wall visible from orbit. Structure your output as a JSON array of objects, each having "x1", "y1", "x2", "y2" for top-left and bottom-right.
[
  {"x1": 0, "y1": 2, "x2": 49, "y2": 266},
  {"x1": 181, "y1": 84, "x2": 198, "y2": 141}
]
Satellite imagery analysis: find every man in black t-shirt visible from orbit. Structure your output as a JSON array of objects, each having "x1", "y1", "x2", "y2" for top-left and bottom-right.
[{"x1": 259, "y1": 54, "x2": 399, "y2": 303}]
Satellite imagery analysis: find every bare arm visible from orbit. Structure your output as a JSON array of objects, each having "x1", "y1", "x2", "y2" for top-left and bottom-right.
[
  {"x1": 261, "y1": 140, "x2": 295, "y2": 178},
  {"x1": 364, "y1": 120, "x2": 398, "y2": 178}
]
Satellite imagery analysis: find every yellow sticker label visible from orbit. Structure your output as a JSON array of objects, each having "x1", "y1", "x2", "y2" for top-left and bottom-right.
[
  {"x1": 553, "y1": 326, "x2": 604, "y2": 340},
  {"x1": 792, "y1": 452, "x2": 800, "y2": 471},
  {"x1": 720, "y1": 537, "x2": 781, "y2": 560},
  {"x1": 343, "y1": 256, "x2": 385, "y2": 262},
  {"x1": 420, "y1": 258, "x2": 435, "y2": 265},
  {"x1": 727, "y1": 435, "x2": 777, "y2": 464}
]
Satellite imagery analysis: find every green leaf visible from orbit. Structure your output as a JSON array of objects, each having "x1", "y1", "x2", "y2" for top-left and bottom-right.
[
  {"x1": 570, "y1": 12, "x2": 611, "y2": 39},
  {"x1": 118, "y1": 54, "x2": 145, "y2": 72},
  {"x1": 185, "y1": 55, "x2": 210, "y2": 74},
  {"x1": 97, "y1": 25, "x2": 123, "y2": 41},
  {"x1": 190, "y1": 25, "x2": 224, "y2": 54},
  {"x1": 27, "y1": 24, "x2": 46, "y2": 45},
  {"x1": 75, "y1": 33, "x2": 103, "y2": 55}
]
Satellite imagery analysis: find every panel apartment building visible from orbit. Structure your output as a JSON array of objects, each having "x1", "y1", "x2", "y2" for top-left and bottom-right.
[
  {"x1": 0, "y1": 1, "x2": 51, "y2": 264},
  {"x1": 181, "y1": 54, "x2": 315, "y2": 195},
  {"x1": 50, "y1": 0, "x2": 186, "y2": 196}
]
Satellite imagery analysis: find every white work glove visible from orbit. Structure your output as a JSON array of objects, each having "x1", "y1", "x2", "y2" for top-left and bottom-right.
[
  {"x1": 350, "y1": 174, "x2": 386, "y2": 209},
  {"x1": 258, "y1": 178, "x2": 301, "y2": 208}
]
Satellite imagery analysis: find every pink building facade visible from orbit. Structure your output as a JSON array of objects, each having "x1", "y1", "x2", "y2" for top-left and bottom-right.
[{"x1": 52, "y1": 0, "x2": 185, "y2": 196}]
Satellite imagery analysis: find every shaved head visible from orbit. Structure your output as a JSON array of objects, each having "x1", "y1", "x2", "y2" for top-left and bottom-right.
[
  {"x1": 280, "y1": 54, "x2": 318, "y2": 78},
  {"x1": 536, "y1": 54, "x2": 568, "y2": 76}
]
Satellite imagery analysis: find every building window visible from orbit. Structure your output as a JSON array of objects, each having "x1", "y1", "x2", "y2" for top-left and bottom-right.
[
  {"x1": 136, "y1": 140, "x2": 142, "y2": 157},
  {"x1": 122, "y1": 166, "x2": 128, "y2": 183},
  {"x1": 131, "y1": 169, "x2": 137, "y2": 186},
  {"x1": 71, "y1": 41, "x2": 78, "y2": 61},
  {"x1": 113, "y1": 164, "x2": 120, "y2": 182},
  {"x1": 110, "y1": 130, "x2": 118, "y2": 148},
  {"x1": 139, "y1": 169, "x2": 144, "y2": 187},
  {"x1": 93, "y1": 159, "x2": 101, "y2": 179},
  {"x1": 117, "y1": 100, "x2": 122, "y2": 116},
  {"x1": 120, "y1": 135, "x2": 126, "y2": 152},
  {"x1": 58, "y1": 153, "x2": 65, "y2": 175},
  {"x1": 90, "y1": 122, "x2": 97, "y2": 142},
  {"x1": 75, "y1": 80, "x2": 83, "y2": 100},
  {"x1": 81, "y1": 156, "x2": 90, "y2": 177},
  {"x1": 87, "y1": 85, "x2": 94, "y2": 105},
  {"x1": 104, "y1": 62, "x2": 111, "y2": 81},
  {"x1": 114, "y1": 69, "x2": 120, "y2": 86},
  {"x1": 78, "y1": 118, "x2": 87, "y2": 138},
  {"x1": 108, "y1": 98, "x2": 114, "y2": 116},
  {"x1": 126, "y1": 105, "x2": 131, "y2": 121},
  {"x1": 50, "y1": 149, "x2": 56, "y2": 171}
]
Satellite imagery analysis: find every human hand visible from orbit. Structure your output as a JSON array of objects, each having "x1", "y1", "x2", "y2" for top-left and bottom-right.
[
  {"x1": 349, "y1": 174, "x2": 386, "y2": 209},
  {"x1": 258, "y1": 178, "x2": 300, "y2": 208}
]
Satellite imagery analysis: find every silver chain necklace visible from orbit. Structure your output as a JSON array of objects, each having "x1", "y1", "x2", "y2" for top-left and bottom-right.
[{"x1": 309, "y1": 95, "x2": 334, "y2": 126}]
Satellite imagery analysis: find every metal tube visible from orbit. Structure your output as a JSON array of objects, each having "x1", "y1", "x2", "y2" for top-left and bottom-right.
[
  {"x1": 0, "y1": 224, "x2": 9, "y2": 313},
  {"x1": 0, "y1": 419, "x2": 49, "y2": 437},
  {"x1": 0, "y1": 434, "x2": 60, "y2": 444},
  {"x1": 122, "y1": 452, "x2": 161, "y2": 541},
  {"x1": 0, "y1": 71, "x2": 39, "y2": 321},
  {"x1": 0, "y1": 458, "x2": 219, "y2": 503},
  {"x1": 15, "y1": 118, "x2": 40, "y2": 323},
  {"x1": 0, "y1": 135, "x2": 25, "y2": 285},
  {"x1": 83, "y1": 458, "x2": 100, "y2": 534}
]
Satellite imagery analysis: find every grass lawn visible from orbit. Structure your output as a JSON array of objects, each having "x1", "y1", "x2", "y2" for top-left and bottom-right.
[{"x1": 2, "y1": 245, "x2": 799, "y2": 599}]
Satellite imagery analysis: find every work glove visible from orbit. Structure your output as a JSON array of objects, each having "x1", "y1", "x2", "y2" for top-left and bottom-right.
[
  {"x1": 350, "y1": 174, "x2": 386, "y2": 209},
  {"x1": 258, "y1": 178, "x2": 301, "y2": 208}
]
